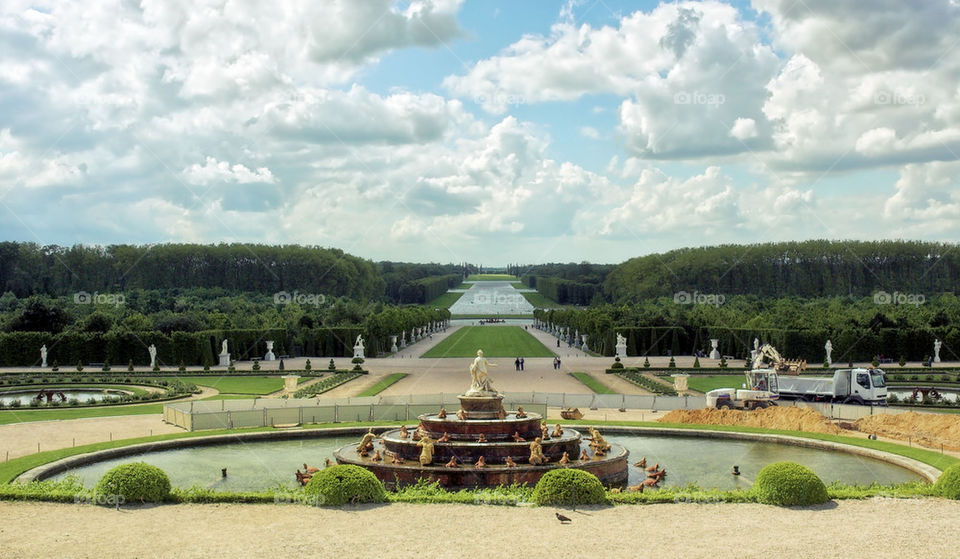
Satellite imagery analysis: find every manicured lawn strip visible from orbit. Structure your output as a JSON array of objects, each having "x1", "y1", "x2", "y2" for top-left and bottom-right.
[
  {"x1": 569, "y1": 373, "x2": 617, "y2": 394},
  {"x1": 521, "y1": 291, "x2": 565, "y2": 308},
  {"x1": 685, "y1": 376, "x2": 742, "y2": 393},
  {"x1": 157, "y1": 376, "x2": 285, "y2": 395},
  {"x1": 509, "y1": 282, "x2": 525, "y2": 289},
  {"x1": 425, "y1": 291, "x2": 464, "y2": 309},
  {"x1": 200, "y1": 394, "x2": 265, "y2": 401},
  {"x1": 0, "y1": 403, "x2": 165, "y2": 425},
  {"x1": 422, "y1": 326, "x2": 554, "y2": 358},
  {"x1": 449, "y1": 314, "x2": 531, "y2": 319},
  {"x1": 465, "y1": 274, "x2": 518, "y2": 281},
  {"x1": 357, "y1": 374, "x2": 408, "y2": 397}
]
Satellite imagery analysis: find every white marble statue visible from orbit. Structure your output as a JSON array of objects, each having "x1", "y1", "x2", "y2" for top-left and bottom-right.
[
  {"x1": 934, "y1": 339, "x2": 942, "y2": 363},
  {"x1": 749, "y1": 338, "x2": 760, "y2": 364},
  {"x1": 615, "y1": 332, "x2": 627, "y2": 359},
  {"x1": 468, "y1": 350, "x2": 497, "y2": 395},
  {"x1": 219, "y1": 339, "x2": 230, "y2": 367},
  {"x1": 353, "y1": 334, "x2": 365, "y2": 359},
  {"x1": 220, "y1": 340, "x2": 229, "y2": 356},
  {"x1": 581, "y1": 334, "x2": 589, "y2": 352},
  {"x1": 390, "y1": 335, "x2": 399, "y2": 353},
  {"x1": 148, "y1": 344, "x2": 157, "y2": 368},
  {"x1": 709, "y1": 339, "x2": 720, "y2": 360},
  {"x1": 825, "y1": 339, "x2": 833, "y2": 366},
  {"x1": 40, "y1": 345, "x2": 47, "y2": 368}
]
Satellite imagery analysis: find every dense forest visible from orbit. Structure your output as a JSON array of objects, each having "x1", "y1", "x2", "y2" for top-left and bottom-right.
[
  {"x1": 508, "y1": 262, "x2": 615, "y2": 305},
  {"x1": 604, "y1": 240, "x2": 960, "y2": 302}
]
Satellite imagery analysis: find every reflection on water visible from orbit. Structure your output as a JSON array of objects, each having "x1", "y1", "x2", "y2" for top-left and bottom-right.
[{"x1": 53, "y1": 433, "x2": 922, "y2": 492}]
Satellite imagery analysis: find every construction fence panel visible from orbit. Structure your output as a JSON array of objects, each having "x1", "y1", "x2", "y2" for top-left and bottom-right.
[
  {"x1": 266, "y1": 408, "x2": 302, "y2": 426},
  {"x1": 302, "y1": 406, "x2": 337, "y2": 425},
  {"x1": 337, "y1": 404, "x2": 372, "y2": 423}
]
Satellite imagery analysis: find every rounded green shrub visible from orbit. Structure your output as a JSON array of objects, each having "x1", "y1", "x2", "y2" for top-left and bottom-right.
[
  {"x1": 532, "y1": 468, "x2": 607, "y2": 506},
  {"x1": 303, "y1": 464, "x2": 386, "y2": 506},
  {"x1": 934, "y1": 463, "x2": 960, "y2": 500},
  {"x1": 754, "y1": 462, "x2": 828, "y2": 506},
  {"x1": 94, "y1": 462, "x2": 171, "y2": 504}
]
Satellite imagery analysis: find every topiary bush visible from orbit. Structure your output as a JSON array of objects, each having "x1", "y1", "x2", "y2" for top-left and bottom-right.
[
  {"x1": 754, "y1": 462, "x2": 828, "y2": 506},
  {"x1": 532, "y1": 468, "x2": 608, "y2": 506},
  {"x1": 94, "y1": 462, "x2": 171, "y2": 504},
  {"x1": 303, "y1": 464, "x2": 386, "y2": 506},
  {"x1": 934, "y1": 463, "x2": 960, "y2": 500}
]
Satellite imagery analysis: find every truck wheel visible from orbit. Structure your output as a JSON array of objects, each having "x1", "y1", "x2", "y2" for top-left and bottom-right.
[
  {"x1": 843, "y1": 396, "x2": 864, "y2": 405},
  {"x1": 718, "y1": 401, "x2": 733, "y2": 410}
]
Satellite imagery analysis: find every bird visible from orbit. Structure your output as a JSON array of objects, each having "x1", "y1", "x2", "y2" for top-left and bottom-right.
[
  {"x1": 634, "y1": 457, "x2": 647, "y2": 468},
  {"x1": 555, "y1": 512, "x2": 572, "y2": 524},
  {"x1": 303, "y1": 463, "x2": 319, "y2": 474}
]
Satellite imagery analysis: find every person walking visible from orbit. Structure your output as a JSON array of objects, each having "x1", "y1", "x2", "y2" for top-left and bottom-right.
[
  {"x1": 514, "y1": 357, "x2": 520, "y2": 371},
  {"x1": 520, "y1": 358, "x2": 525, "y2": 371},
  {"x1": 556, "y1": 339, "x2": 560, "y2": 348}
]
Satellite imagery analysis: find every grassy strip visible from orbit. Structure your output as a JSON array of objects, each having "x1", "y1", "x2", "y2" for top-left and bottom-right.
[
  {"x1": 423, "y1": 326, "x2": 554, "y2": 358},
  {"x1": 0, "y1": 403, "x2": 166, "y2": 425},
  {"x1": 520, "y1": 291, "x2": 567, "y2": 309},
  {"x1": 449, "y1": 314, "x2": 531, "y2": 319},
  {"x1": 357, "y1": 374, "x2": 407, "y2": 397},
  {"x1": 465, "y1": 274, "x2": 518, "y2": 281},
  {"x1": 569, "y1": 373, "x2": 617, "y2": 394},
  {"x1": 425, "y1": 291, "x2": 465, "y2": 309},
  {"x1": 292, "y1": 373, "x2": 362, "y2": 398},
  {"x1": 156, "y1": 376, "x2": 285, "y2": 395},
  {"x1": 616, "y1": 371, "x2": 678, "y2": 395},
  {"x1": 685, "y1": 376, "x2": 742, "y2": 393}
]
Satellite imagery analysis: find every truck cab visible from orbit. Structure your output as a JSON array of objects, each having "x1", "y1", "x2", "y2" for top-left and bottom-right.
[
  {"x1": 705, "y1": 369, "x2": 779, "y2": 410},
  {"x1": 843, "y1": 367, "x2": 887, "y2": 405}
]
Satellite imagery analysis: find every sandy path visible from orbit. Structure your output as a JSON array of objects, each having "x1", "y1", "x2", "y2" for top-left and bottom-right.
[
  {"x1": 0, "y1": 499, "x2": 956, "y2": 558},
  {"x1": 0, "y1": 414, "x2": 183, "y2": 460}
]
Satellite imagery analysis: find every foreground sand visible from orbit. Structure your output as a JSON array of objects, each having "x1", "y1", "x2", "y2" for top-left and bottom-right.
[{"x1": 2, "y1": 500, "x2": 957, "y2": 558}]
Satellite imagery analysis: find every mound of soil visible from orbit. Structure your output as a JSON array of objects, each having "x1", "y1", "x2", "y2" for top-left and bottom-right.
[
  {"x1": 659, "y1": 406, "x2": 841, "y2": 435},
  {"x1": 855, "y1": 412, "x2": 960, "y2": 451}
]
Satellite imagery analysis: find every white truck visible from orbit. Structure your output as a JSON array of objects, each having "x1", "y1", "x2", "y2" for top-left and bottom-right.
[
  {"x1": 705, "y1": 370, "x2": 780, "y2": 410},
  {"x1": 775, "y1": 368, "x2": 887, "y2": 405}
]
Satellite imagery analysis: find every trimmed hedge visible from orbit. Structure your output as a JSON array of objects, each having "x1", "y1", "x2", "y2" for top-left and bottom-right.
[
  {"x1": 532, "y1": 468, "x2": 608, "y2": 506},
  {"x1": 754, "y1": 462, "x2": 829, "y2": 506},
  {"x1": 934, "y1": 463, "x2": 960, "y2": 500},
  {"x1": 303, "y1": 464, "x2": 386, "y2": 506},
  {"x1": 94, "y1": 462, "x2": 171, "y2": 504}
]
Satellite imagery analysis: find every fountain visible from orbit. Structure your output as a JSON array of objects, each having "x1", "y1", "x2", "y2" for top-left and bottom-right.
[{"x1": 334, "y1": 349, "x2": 629, "y2": 488}]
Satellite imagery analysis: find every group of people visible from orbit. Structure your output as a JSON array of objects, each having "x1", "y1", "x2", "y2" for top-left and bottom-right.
[
  {"x1": 513, "y1": 357, "x2": 525, "y2": 371},
  {"x1": 552, "y1": 357, "x2": 562, "y2": 370}
]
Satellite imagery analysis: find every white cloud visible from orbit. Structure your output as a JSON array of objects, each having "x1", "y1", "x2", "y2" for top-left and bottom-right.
[
  {"x1": 729, "y1": 118, "x2": 758, "y2": 140},
  {"x1": 580, "y1": 126, "x2": 600, "y2": 140},
  {"x1": 182, "y1": 157, "x2": 277, "y2": 186}
]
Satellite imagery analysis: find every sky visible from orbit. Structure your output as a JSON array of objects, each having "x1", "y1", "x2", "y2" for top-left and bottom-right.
[{"x1": 1, "y1": 0, "x2": 959, "y2": 265}]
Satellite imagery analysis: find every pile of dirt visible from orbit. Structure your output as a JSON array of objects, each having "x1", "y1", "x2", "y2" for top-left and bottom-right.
[
  {"x1": 659, "y1": 406, "x2": 842, "y2": 434},
  {"x1": 855, "y1": 412, "x2": 960, "y2": 451}
]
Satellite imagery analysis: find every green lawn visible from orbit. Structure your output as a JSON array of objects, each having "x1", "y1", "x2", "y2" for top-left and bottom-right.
[
  {"x1": 425, "y1": 291, "x2": 464, "y2": 309},
  {"x1": 465, "y1": 274, "x2": 518, "y2": 281},
  {"x1": 521, "y1": 291, "x2": 565, "y2": 309},
  {"x1": 0, "y1": 403, "x2": 164, "y2": 425},
  {"x1": 357, "y1": 373, "x2": 408, "y2": 397},
  {"x1": 686, "y1": 375, "x2": 743, "y2": 393},
  {"x1": 569, "y1": 372, "x2": 617, "y2": 394},
  {"x1": 158, "y1": 376, "x2": 287, "y2": 395},
  {"x1": 422, "y1": 326, "x2": 555, "y2": 358}
]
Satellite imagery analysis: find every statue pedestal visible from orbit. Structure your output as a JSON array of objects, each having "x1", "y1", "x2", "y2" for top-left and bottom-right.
[
  {"x1": 458, "y1": 393, "x2": 503, "y2": 419},
  {"x1": 219, "y1": 354, "x2": 230, "y2": 367},
  {"x1": 282, "y1": 375, "x2": 300, "y2": 394},
  {"x1": 264, "y1": 351, "x2": 276, "y2": 361}
]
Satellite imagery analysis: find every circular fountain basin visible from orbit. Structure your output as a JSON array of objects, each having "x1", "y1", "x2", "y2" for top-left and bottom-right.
[
  {"x1": 47, "y1": 431, "x2": 925, "y2": 492},
  {"x1": 0, "y1": 388, "x2": 130, "y2": 406}
]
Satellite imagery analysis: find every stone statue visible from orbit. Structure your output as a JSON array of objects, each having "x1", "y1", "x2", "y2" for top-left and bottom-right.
[
  {"x1": 934, "y1": 339, "x2": 942, "y2": 363},
  {"x1": 528, "y1": 437, "x2": 547, "y2": 465},
  {"x1": 40, "y1": 345, "x2": 47, "y2": 368},
  {"x1": 264, "y1": 340, "x2": 275, "y2": 361},
  {"x1": 709, "y1": 338, "x2": 720, "y2": 359},
  {"x1": 355, "y1": 334, "x2": 364, "y2": 347},
  {"x1": 148, "y1": 344, "x2": 157, "y2": 368},
  {"x1": 468, "y1": 349, "x2": 497, "y2": 394},
  {"x1": 417, "y1": 435, "x2": 435, "y2": 466},
  {"x1": 825, "y1": 339, "x2": 833, "y2": 366},
  {"x1": 588, "y1": 427, "x2": 610, "y2": 456},
  {"x1": 220, "y1": 339, "x2": 229, "y2": 355},
  {"x1": 617, "y1": 332, "x2": 627, "y2": 347},
  {"x1": 353, "y1": 334, "x2": 365, "y2": 360},
  {"x1": 615, "y1": 332, "x2": 627, "y2": 359},
  {"x1": 356, "y1": 430, "x2": 375, "y2": 454}
]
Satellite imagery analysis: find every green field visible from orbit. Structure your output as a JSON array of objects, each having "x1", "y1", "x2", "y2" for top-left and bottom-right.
[
  {"x1": 569, "y1": 372, "x2": 617, "y2": 394},
  {"x1": 158, "y1": 376, "x2": 292, "y2": 395},
  {"x1": 357, "y1": 373, "x2": 408, "y2": 397},
  {"x1": 465, "y1": 274, "x2": 518, "y2": 281},
  {"x1": 422, "y1": 326, "x2": 555, "y2": 358},
  {"x1": 685, "y1": 376, "x2": 743, "y2": 393},
  {"x1": 0, "y1": 403, "x2": 164, "y2": 425},
  {"x1": 521, "y1": 291, "x2": 565, "y2": 309},
  {"x1": 425, "y1": 291, "x2": 465, "y2": 308}
]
